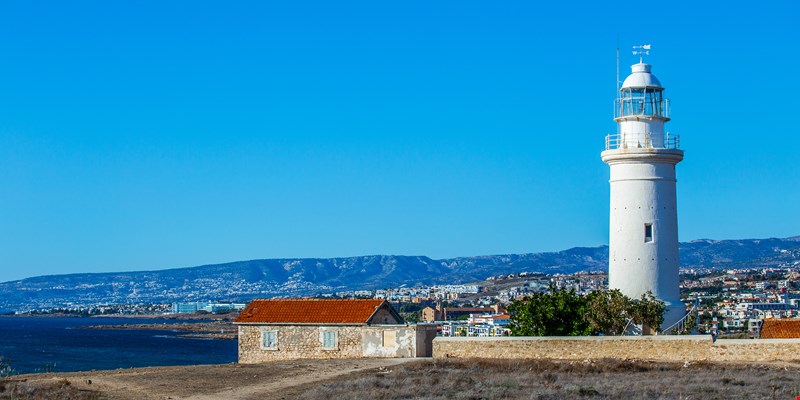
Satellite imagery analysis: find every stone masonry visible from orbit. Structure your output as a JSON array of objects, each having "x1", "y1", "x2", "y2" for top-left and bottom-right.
[
  {"x1": 239, "y1": 324, "x2": 437, "y2": 363},
  {"x1": 433, "y1": 336, "x2": 800, "y2": 363},
  {"x1": 239, "y1": 325, "x2": 362, "y2": 363}
]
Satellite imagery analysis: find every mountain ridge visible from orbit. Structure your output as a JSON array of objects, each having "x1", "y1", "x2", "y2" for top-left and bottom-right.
[{"x1": 1, "y1": 236, "x2": 798, "y2": 312}]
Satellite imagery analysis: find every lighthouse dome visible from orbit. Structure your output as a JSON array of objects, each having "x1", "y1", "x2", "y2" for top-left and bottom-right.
[{"x1": 621, "y1": 63, "x2": 662, "y2": 89}]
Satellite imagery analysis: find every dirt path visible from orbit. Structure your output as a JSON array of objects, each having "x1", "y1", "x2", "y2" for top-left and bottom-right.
[{"x1": 14, "y1": 358, "x2": 415, "y2": 400}]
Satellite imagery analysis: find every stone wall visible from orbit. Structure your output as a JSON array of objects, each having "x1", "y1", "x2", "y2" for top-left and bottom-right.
[
  {"x1": 239, "y1": 325, "x2": 363, "y2": 363},
  {"x1": 238, "y1": 324, "x2": 436, "y2": 363},
  {"x1": 371, "y1": 307, "x2": 402, "y2": 324},
  {"x1": 433, "y1": 336, "x2": 800, "y2": 363},
  {"x1": 707, "y1": 339, "x2": 800, "y2": 362}
]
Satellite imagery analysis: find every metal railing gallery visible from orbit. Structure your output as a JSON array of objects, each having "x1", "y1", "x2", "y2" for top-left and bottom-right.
[
  {"x1": 605, "y1": 132, "x2": 680, "y2": 151},
  {"x1": 661, "y1": 305, "x2": 698, "y2": 335}
]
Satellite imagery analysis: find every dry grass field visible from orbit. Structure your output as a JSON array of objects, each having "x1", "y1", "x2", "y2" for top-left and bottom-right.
[
  {"x1": 2, "y1": 358, "x2": 799, "y2": 400},
  {"x1": 299, "y1": 359, "x2": 800, "y2": 400}
]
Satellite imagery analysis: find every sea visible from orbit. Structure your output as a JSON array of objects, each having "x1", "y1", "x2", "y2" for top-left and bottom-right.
[{"x1": 0, "y1": 316, "x2": 237, "y2": 374}]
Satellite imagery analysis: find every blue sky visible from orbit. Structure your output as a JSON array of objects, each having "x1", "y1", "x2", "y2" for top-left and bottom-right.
[{"x1": 1, "y1": 1, "x2": 798, "y2": 282}]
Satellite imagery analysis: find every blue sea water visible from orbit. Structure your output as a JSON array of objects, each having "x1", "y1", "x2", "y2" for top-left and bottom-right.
[{"x1": 0, "y1": 317, "x2": 237, "y2": 374}]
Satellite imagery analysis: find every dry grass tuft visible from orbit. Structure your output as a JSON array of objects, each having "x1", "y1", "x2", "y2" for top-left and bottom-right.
[
  {"x1": 0, "y1": 378, "x2": 100, "y2": 400},
  {"x1": 296, "y1": 358, "x2": 800, "y2": 400}
]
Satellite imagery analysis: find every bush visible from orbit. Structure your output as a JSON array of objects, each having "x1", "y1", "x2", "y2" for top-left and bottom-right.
[
  {"x1": 508, "y1": 285, "x2": 594, "y2": 336},
  {"x1": 0, "y1": 356, "x2": 14, "y2": 378},
  {"x1": 508, "y1": 286, "x2": 665, "y2": 336}
]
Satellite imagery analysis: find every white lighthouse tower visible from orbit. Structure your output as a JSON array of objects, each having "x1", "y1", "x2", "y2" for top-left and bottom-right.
[{"x1": 602, "y1": 46, "x2": 685, "y2": 330}]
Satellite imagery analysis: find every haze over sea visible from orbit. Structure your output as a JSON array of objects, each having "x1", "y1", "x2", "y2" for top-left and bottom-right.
[{"x1": 0, "y1": 317, "x2": 236, "y2": 374}]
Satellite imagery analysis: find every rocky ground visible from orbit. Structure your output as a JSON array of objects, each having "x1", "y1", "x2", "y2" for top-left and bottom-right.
[
  {"x1": 77, "y1": 311, "x2": 241, "y2": 339},
  {"x1": 2, "y1": 358, "x2": 799, "y2": 400}
]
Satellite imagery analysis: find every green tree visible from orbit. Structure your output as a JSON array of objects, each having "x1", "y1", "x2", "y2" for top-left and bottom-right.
[
  {"x1": 403, "y1": 310, "x2": 421, "y2": 323},
  {"x1": 509, "y1": 287, "x2": 666, "y2": 336},
  {"x1": 629, "y1": 292, "x2": 665, "y2": 332},
  {"x1": 585, "y1": 290, "x2": 666, "y2": 335},
  {"x1": 673, "y1": 311, "x2": 696, "y2": 335},
  {"x1": 585, "y1": 289, "x2": 630, "y2": 335},
  {"x1": 508, "y1": 285, "x2": 594, "y2": 336}
]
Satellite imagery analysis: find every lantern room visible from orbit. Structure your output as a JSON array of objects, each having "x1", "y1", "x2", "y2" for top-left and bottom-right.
[
  {"x1": 607, "y1": 61, "x2": 679, "y2": 150},
  {"x1": 615, "y1": 63, "x2": 670, "y2": 120}
]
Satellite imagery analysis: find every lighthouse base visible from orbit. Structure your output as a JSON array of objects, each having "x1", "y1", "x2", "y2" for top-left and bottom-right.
[
  {"x1": 661, "y1": 304, "x2": 689, "y2": 334},
  {"x1": 622, "y1": 303, "x2": 687, "y2": 335}
]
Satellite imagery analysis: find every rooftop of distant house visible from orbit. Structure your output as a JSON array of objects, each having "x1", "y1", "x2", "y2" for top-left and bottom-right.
[{"x1": 760, "y1": 318, "x2": 800, "y2": 339}]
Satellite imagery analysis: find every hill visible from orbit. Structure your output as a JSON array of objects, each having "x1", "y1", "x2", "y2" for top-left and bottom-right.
[{"x1": 1, "y1": 237, "x2": 798, "y2": 312}]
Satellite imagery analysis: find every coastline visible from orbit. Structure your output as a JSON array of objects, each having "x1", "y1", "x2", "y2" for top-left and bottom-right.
[
  {"x1": 0, "y1": 315, "x2": 239, "y2": 374},
  {"x1": 1, "y1": 310, "x2": 239, "y2": 321},
  {"x1": 1, "y1": 312, "x2": 240, "y2": 340},
  {"x1": 78, "y1": 321, "x2": 237, "y2": 340}
]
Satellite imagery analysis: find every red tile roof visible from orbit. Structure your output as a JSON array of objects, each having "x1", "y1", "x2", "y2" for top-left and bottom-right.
[
  {"x1": 234, "y1": 298, "x2": 391, "y2": 324},
  {"x1": 760, "y1": 318, "x2": 800, "y2": 339}
]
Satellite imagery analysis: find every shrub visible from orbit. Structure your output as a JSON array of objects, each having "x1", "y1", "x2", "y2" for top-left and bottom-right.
[{"x1": 509, "y1": 286, "x2": 665, "y2": 336}]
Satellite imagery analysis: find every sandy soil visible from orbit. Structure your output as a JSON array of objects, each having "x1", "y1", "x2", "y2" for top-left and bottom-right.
[{"x1": 13, "y1": 358, "x2": 413, "y2": 400}]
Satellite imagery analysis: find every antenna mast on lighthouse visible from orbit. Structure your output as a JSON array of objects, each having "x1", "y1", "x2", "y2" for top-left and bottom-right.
[{"x1": 616, "y1": 36, "x2": 620, "y2": 94}]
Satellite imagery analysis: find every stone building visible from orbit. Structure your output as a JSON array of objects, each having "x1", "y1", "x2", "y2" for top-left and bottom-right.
[
  {"x1": 420, "y1": 303, "x2": 505, "y2": 322},
  {"x1": 420, "y1": 306, "x2": 442, "y2": 322},
  {"x1": 443, "y1": 306, "x2": 502, "y2": 321},
  {"x1": 235, "y1": 298, "x2": 437, "y2": 363}
]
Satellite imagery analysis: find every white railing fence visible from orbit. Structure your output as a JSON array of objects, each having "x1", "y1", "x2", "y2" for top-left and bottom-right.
[
  {"x1": 661, "y1": 305, "x2": 697, "y2": 335},
  {"x1": 605, "y1": 132, "x2": 680, "y2": 150}
]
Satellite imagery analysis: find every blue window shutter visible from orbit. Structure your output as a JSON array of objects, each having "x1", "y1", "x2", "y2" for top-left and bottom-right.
[
  {"x1": 323, "y1": 331, "x2": 335, "y2": 348},
  {"x1": 263, "y1": 331, "x2": 276, "y2": 348}
]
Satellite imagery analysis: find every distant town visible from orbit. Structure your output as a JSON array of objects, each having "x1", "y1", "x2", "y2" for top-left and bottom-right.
[{"x1": 14, "y1": 260, "x2": 799, "y2": 339}]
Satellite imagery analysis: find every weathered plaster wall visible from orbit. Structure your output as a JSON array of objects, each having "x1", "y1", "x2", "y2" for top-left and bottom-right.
[
  {"x1": 433, "y1": 336, "x2": 800, "y2": 363},
  {"x1": 362, "y1": 326, "x2": 416, "y2": 358}
]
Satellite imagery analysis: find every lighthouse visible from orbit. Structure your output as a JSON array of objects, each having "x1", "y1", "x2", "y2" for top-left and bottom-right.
[{"x1": 601, "y1": 47, "x2": 685, "y2": 330}]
